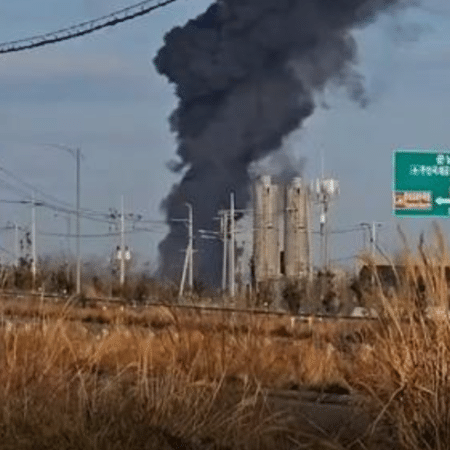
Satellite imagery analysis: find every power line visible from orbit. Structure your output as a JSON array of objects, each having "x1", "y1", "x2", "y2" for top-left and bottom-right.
[
  {"x1": 0, "y1": 166, "x2": 112, "y2": 220},
  {"x1": 0, "y1": 177, "x2": 32, "y2": 199},
  {"x1": 0, "y1": 244, "x2": 15, "y2": 258},
  {"x1": 329, "y1": 255, "x2": 360, "y2": 263},
  {"x1": 310, "y1": 226, "x2": 364, "y2": 235},
  {"x1": 0, "y1": 166, "x2": 119, "y2": 224},
  {"x1": 38, "y1": 227, "x2": 166, "y2": 238},
  {"x1": 0, "y1": 164, "x2": 169, "y2": 226},
  {"x1": 0, "y1": 0, "x2": 180, "y2": 54}
]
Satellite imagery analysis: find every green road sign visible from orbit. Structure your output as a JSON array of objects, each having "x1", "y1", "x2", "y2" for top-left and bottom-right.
[{"x1": 393, "y1": 150, "x2": 450, "y2": 217}]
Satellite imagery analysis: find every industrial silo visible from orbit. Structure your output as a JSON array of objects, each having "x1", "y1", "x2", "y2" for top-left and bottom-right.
[
  {"x1": 284, "y1": 177, "x2": 311, "y2": 279},
  {"x1": 252, "y1": 175, "x2": 281, "y2": 283}
]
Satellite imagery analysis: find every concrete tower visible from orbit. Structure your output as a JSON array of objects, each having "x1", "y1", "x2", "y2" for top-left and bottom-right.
[
  {"x1": 252, "y1": 175, "x2": 281, "y2": 283},
  {"x1": 284, "y1": 177, "x2": 311, "y2": 279}
]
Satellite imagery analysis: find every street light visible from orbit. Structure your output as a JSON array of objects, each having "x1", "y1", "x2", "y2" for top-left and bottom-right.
[{"x1": 42, "y1": 144, "x2": 82, "y2": 295}]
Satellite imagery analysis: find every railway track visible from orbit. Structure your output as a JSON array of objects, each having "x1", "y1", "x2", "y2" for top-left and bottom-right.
[{"x1": 0, "y1": 289, "x2": 379, "y2": 323}]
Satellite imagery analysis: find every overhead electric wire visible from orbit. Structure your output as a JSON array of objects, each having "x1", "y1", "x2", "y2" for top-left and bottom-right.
[
  {"x1": 329, "y1": 227, "x2": 365, "y2": 235},
  {"x1": 0, "y1": 166, "x2": 68, "y2": 207},
  {"x1": 0, "y1": 166, "x2": 113, "y2": 220},
  {"x1": 0, "y1": 166, "x2": 127, "y2": 224},
  {"x1": 329, "y1": 255, "x2": 360, "y2": 262},
  {"x1": 310, "y1": 226, "x2": 365, "y2": 235},
  {"x1": 0, "y1": 177, "x2": 33, "y2": 199},
  {"x1": 0, "y1": 244, "x2": 15, "y2": 258},
  {"x1": 0, "y1": 0, "x2": 180, "y2": 54},
  {"x1": 39, "y1": 227, "x2": 167, "y2": 238},
  {"x1": 0, "y1": 167, "x2": 168, "y2": 226}
]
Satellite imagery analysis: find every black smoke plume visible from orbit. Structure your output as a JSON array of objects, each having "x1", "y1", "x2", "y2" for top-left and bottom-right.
[{"x1": 154, "y1": 0, "x2": 414, "y2": 286}]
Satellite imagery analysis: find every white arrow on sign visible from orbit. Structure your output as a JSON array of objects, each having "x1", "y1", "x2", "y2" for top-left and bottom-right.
[{"x1": 436, "y1": 197, "x2": 450, "y2": 205}]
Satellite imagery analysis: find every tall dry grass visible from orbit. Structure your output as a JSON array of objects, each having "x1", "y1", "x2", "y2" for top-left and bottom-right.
[
  {"x1": 0, "y1": 317, "x2": 296, "y2": 450},
  {"x1": 4, "y1": 224, "x2": 450, "y2": 448},
  {"x1": 347, "y1": 223, "x2": 450, "y2": 449},
  {"x1": 0, "y1": 296, "x2": 371, "y2": 449}
]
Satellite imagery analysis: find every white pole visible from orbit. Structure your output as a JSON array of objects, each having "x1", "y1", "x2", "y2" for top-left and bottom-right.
[
  {"x1": 14, "y1": 222, "x2": 19, "y2": 268},
  {"x1": 187, "y1": 203, "x2": 193, "y2": 290},
  {"x1": 31, "y1": 192, "x2": 37, "y2": 291},
  {"x1": 65, "y1": 215, "x2": 71, "y2": 283},
  {"x1": 120, "y1": 195, "x2": 125, "y2": 287},
  {"x1": 178, "y1": 246, "x2": 189, "y2": 299},
  {"x1": 179, "y1": 203, "x2": 193, "y2": 300},
  {"x1": 76, "y1": 148, "x2": 81, "y2": 295},
  {"x1": 371, "y1": 222, "x2": 383, "y2": 259},
  {"x1": 222, "y1": 211, "x2": 228, "y2": 293},
  {"x1": 229, "y1": 192, "x2": 235, "y2": 297},
  {"x1": 306, "y1": 187, "x2": 313, "y2": 283}
]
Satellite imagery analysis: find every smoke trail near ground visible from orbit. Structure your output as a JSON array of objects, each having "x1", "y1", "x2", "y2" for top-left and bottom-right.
[{"x1": 154, "y1": 0, "x2": 415, "y2": 287}]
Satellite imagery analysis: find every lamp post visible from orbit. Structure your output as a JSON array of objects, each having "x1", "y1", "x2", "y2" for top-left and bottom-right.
[{"x1": 43, "y1": 144, "x2": 82, "y2": 295}]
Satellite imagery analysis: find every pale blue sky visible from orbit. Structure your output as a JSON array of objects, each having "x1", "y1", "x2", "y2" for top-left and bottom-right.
[{"x1": 0, "y1": 0, "x2": 449, "y2": 276}]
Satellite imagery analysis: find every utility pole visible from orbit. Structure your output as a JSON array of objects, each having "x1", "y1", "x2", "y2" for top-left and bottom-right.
[
  {"x1": 14, "y1": 222, "x2": 19, "y2": 268},
  {"x1": 319, "y1": 201, "x2": 328, "y2": 272},
  {"x1": 316, "y1": 178, "x2": 339, "y2": 273},
  {"x1": 31, "y1": 192, "x2": 37, "y2": 291},
  {"x1": 43, "y1": 144, "x2": 82, "y2": 294},
  {"x1": 187, "y1": 203, "x2": 193, "y2": 291},
  {"x1": 65, "y1": 215, "x2": 71, "y2": 282},
  {"x1": 76, "y1": 148, "x2": 81, "y2": 295},
  {"x1": 178, "y1": 203, "x2": 193, "y2": 299},
  {"x1": 221, "y1": 210, "x2": 228, "y2": 293},
  {"x1": 371, "y1": 222, "x2": 376, "y2": 258},
  {"x1": 306, "y1": 186, "x2": 314, "y2": 283},
  {"x1": 229, "y1": 192, "x2": 235, "y2": 297},
  {"x1": 361, "y1": 222, "x2": 383, "y2": 259},
  {"x1": 120, "y1": 195, "x2": 125, "y2": 287}
]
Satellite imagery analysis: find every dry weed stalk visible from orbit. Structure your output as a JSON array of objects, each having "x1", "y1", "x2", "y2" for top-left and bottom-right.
[
  {"x1": 348, "y1": 224, "x2": 450, "y2": 449},
  {"x1": 0, "y1": 317, "x2": 296, "y2": 449}
]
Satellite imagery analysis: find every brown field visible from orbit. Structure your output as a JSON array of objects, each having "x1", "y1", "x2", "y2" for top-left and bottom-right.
[{"x1": 1, "y1": 227, "x2": 450, "y2": 449}]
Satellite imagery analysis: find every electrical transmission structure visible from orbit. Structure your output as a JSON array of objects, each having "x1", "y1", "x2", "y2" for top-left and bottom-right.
[{"x1": 0, "y1": 0, "x2": 180, "y2": 54}]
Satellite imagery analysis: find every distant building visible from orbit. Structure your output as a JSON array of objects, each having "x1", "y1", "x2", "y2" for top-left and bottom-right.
[
  {"x1": 351, "y1": 264, "x2": 450, "y2": 306},
  {"x1": 252, "y1": 175, "x2": 312, "y2": 287}
]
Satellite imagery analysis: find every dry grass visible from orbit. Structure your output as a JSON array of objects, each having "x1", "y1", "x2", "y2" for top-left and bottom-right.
[
  {"x1": 0, "y1": 318, "x2": 294, "y2": 450},
  {"x1": 346, "y1": 224, "x2": 450, "y2": 450},
  {"x1": 4, "y1": 224, "x2": 450, "y2": 448},
  {"x1": 0, "y1": 296, "x2": 390, "y2": 448}
]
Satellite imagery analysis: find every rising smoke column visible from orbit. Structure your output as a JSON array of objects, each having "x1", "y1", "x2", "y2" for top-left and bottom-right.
[{"x1": 154, "y1": 0, "x2": 413, "y2": 286}]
